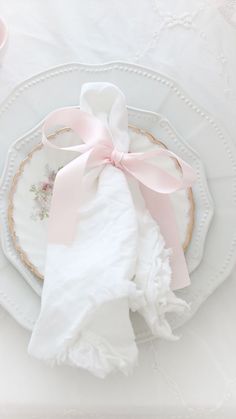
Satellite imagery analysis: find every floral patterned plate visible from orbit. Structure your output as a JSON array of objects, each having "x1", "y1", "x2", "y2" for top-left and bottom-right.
[{"x1": 6, "y1": 117, "x2": 196, "y2": 286}]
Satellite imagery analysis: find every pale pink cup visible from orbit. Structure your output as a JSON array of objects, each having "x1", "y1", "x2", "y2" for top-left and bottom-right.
[{"x1": 0, "y1": 17, "x2": 8, "y2": 64}]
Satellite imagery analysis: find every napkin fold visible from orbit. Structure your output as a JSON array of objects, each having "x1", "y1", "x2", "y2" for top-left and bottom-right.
[
  {"x1": 28, "y1": 83, "x2": 188, "y2": 377},
  {"x1": 131, "y1": 177, "x2": 188, "y2": 339}
]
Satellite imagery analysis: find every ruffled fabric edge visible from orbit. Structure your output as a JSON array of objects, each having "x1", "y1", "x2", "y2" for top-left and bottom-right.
[
  {"x1": 28, "y1": 281, "x2": 144, "y2": 378},
  {"x1": 134, "y1": 211, "x2": 189, "y2": 341}
]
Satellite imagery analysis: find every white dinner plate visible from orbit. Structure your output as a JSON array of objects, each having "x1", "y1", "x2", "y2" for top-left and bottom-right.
[{"x1": 0, "y1": 62, "x2": 235, "y2": 341}]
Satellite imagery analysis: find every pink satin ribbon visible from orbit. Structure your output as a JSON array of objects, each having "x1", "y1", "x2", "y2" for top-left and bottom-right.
[{"x1": 42, "y1": 107, "x2": 196, "y2": 290}]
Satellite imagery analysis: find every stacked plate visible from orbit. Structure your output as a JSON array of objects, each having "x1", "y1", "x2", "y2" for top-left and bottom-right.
[{"x1": 0, "y1": 62, "x2": 236, "y2": 342}]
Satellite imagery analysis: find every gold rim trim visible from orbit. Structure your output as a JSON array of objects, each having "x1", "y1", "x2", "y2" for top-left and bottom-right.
[{"x1": 8, "y1": 125, "x2": 194, "y2": 280}]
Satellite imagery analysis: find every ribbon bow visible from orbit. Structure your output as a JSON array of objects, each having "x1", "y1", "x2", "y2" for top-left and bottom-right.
[{"x1": 42, "y1": 107, "x2": 196, "y2": 290}]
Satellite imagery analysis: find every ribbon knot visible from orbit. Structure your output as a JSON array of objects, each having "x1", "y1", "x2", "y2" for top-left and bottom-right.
[
  {"x1": 110, "y1": 148, "x2": 124, "y2": 169},
  {"x1": 42, "y1": 107, "x2": 196, "y2": 291}
]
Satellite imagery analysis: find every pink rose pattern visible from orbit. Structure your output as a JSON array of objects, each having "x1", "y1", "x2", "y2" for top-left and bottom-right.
[{"x1": 30, "y1": 165, "x2": 60, "y2": 221}]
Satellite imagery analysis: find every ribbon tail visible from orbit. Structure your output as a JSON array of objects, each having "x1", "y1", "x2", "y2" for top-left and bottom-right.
[
  {"x1": 140, "y1": 184, "x2": 190, "y2": 291},
  {"x1": 48, "y1": 149, "x2": 94, "y2": 245}
]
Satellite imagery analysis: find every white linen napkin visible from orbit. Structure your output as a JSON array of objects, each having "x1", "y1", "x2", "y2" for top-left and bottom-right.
[
  {"x1": 28, "y1": 83, "x2": 142, "y2": 377},
  {"x1": 28, "y1": 83, "x2": 187, "y2": 377}
]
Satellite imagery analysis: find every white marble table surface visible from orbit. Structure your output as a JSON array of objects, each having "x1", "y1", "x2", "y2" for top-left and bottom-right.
[{"x1": 0, "y1": 0, "x2": 236, "y2": 418}]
